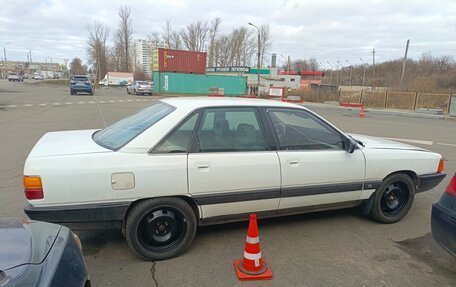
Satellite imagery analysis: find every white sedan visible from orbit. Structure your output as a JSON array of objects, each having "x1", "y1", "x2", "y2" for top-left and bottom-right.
[{"x1": 23, "y1": 98, "x2": 446, "y2": 260}]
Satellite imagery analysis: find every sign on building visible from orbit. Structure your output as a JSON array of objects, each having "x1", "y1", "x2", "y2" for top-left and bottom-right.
[{"x1": 206, "y1": 66, "x2": 250, "y2": 73}]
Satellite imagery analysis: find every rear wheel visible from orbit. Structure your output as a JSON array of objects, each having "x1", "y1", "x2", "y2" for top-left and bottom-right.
[
  {"x1": 370, "y1": 173, "x2": 415, "y2": 223},
  {"x1": 125, "y1": 198, "x2": 197, "y2": 261}
]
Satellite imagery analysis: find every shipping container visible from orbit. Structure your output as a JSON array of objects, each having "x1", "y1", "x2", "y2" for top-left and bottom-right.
[
  {"x1": 152, "y1": 48, "x2": 206, "y2": 74},
  {"x1": 153, "y1": 72, "x2": 247, "y2": 95}
]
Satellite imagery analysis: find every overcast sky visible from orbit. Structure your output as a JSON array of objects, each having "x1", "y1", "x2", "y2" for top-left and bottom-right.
[{"x1": 1, "y1": 0, "x2": 455, "y2": 68}]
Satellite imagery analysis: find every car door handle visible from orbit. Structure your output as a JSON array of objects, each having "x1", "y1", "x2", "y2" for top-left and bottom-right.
[
  {"x1": 196, "y1": 162, "x2": 211, "y2": 169},
  {"x1": 287, "y1": 160, "x2": 300, "y2": 165}
]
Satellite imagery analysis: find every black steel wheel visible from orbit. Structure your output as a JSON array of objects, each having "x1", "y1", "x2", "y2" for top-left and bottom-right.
[
  {"x1": 370, "y1": 173, "x2": 415, "y2": 223},
  {"x1": 125, "y1": 198, "x2": 197, "y2": 261}
]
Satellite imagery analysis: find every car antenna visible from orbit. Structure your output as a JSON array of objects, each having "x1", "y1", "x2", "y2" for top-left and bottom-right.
[{"x1": 93, "y1": 67, "x2": 107, "y2": 128}]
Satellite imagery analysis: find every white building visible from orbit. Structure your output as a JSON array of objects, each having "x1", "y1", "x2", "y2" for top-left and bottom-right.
[{"x1": 134, "y1": 39, "x2": 153, "y2": 79}]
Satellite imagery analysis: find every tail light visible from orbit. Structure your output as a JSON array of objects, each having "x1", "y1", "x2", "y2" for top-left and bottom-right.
[
  {"x1": 445, "y1": 174, "x2": 456, "y2": 196},
  {"x1": 24, "y1": 176, "x2": 44, "y2": 200},
  {"x1": 437, "y1": 158, "x2": 444, "y2": 173}
]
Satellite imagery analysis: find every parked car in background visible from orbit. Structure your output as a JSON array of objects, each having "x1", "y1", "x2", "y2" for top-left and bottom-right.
[
  {"x1": 70, "y1": 75, "x2": 94, "y2": 96},
  {"x1": 431, "y1": 173, "x2": 456, "y2": 257},
  {"x1": 118, "y1": 80, "x2": 128, "y2": 87},
  {"x1": 126, "y1": 81, "x2": 153, "y2": 95},
  {"x1": 52, "y1": 74, "x2": 60, "y2": 79},
  {"x1": 32, "y1": 73, "x2": 44, "y2": 80},
  {"x1": 7, "y1": 72, "x2": 24, "y2": 82},
  {"x1": 0, "y1": 218, "x2": 90, "y2": 286},
  {"x1": 22, "y1": 98, "x2": 446, "y2": 261},
  {"x1": 98, "y1": 72, "x2": 133, "y2": 86}
]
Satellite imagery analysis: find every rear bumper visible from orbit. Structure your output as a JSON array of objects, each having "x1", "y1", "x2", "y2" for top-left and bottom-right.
[
  {"x1": 431, "y1": 196, "x2": 456, "y2": 257},
  {"x1": 417, "y1": 173, "x2": 446, "y2": 193},
  {"x1": 24, "y1": 202, "x2": 130, "y2": 230},
  {"x1": 71, "y1": 86, "x2": 93, "y2": 92}
]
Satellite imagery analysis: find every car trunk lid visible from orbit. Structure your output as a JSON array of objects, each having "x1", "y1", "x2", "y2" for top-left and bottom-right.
[{"x1": 27, "y1": 129, "x2": 110, "y2": 158}]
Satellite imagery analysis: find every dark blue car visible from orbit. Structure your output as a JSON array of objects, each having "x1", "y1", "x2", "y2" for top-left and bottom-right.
[
  {"x1": 431, "y1": 173, "x2": 456, "y2": 257},
  {"x1": 70, "y1": 75, "x2": 94, "y2": 96},
  {"x1": 0, "y1": 218, "x2": 90, "y2": 287}
]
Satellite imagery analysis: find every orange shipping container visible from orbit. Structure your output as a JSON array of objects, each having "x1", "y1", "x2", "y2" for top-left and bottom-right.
[{"x1": 152, "y1": 48, "x2": 207, "y2": 74}]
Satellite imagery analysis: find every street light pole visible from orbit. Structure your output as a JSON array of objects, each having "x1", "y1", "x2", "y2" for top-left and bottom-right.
[
  {"x1": 3, "y1": 42, "x2": 11, "y2": 78},
  {"x1": 345, "y1": 60, "x2": 353, "y2": 86},
  {"x1": 326, "y1": 61, "x2": 333, "y2": 85},
  {"x1": 359, "y1": 58, "x2": 367, "y2": 87},
  {"x1": 249, "y1": 22, "x2": 261, "y2": 96}
]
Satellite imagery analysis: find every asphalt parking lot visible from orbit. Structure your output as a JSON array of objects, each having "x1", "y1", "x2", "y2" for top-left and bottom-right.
[{"x1": 1, "y1": 79, "x2": 455, "y2": 287}]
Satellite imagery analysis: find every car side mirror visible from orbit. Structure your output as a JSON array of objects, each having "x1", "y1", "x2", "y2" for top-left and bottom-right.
[{"x1": 345, "y1": 138, "x2": 357, "y2": 153}]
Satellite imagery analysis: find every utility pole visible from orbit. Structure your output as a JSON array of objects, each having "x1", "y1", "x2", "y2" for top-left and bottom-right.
[
  {"x1": 337, "y1": 60, "x2": 343, "y2": 86},
  {"x1": 326, "y1": 61, "x2": 333, "y2": 85},
  {"x1": 29, "y1": 47, "x2": 32, "y2": 63},
  {"x1": 346, "y1": 59, "x2": 353, "y2": 86},
  {"x1": 3, "y1": 42, "x2": 11, "y2": 78},
  {"x1": 359, "y1": 58, "x2": 367, "y2": 87},
  {"x1": 287, "y1": 55, "x2": 291, "y2": 73},
  {"x1": 249, "y1": 22, "x2": 261, "y2": 96},
  {"x1": 371, "y1": 48, "x2": 376, "y2": 86},
  {"x1": 399, "y1": 39, "x2": 410, "y2": 88}
]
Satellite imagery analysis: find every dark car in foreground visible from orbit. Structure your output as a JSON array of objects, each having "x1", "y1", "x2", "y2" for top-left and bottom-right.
[
  {"x1": 0, "y1": 218, "x2": 90, "y2": 287},
  {"x1": 70, "y1": 75, "x2": 94, "y2": 95},
  {"x1": 431, "y1": 173, "x2": 456, "y2": 257}
]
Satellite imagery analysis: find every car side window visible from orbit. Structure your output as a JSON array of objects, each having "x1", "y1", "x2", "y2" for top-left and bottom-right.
[
  {"x1": 153, "y1": 113, "x2": 199, "y2": 153},
  {"x1": 268, "y1": 109, "x2": 343, "y2": 150},
  {"x1": 195, "y1": 108, "x2": 268, "y2": 152}
]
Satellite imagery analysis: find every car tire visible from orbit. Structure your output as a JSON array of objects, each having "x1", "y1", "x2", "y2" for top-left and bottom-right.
[
  {"x1": 127, "y1": 89, "x2": 130, "y2": 94},
  {"x1": 125, "y1": 197, "x2": 197, "y2": 261},
  {"x1": 370, "y1": 173, "x2": 415, "y2": 224}
]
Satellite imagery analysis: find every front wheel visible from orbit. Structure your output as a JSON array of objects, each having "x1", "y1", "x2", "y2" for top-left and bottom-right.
[
  {"x1": 370, "y1": 173, "x2": 415, "y2": 223},
  {"x1": 125, "y1": 198, "x2": 197, "y2": 261}
]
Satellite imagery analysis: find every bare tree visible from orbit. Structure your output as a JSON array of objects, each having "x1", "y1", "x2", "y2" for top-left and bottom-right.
[
  {"x1": 259, "y1": 24, "x2": 272, "y2": 66},
  {"x1": 69, "y1": 57, "x2": 86, "y2": 75},
  {"x1": 115, "y1": 5, "x2": 134, "y2": 72},
  {"x1": 87, "y1": 21, "x2": 109, "y2": 82},
  {"x1": 208, "y1": 18, "x2": 222, "y2": 66},
  {"x1": 180, "y1": 21, "x2": 209, "y2": 52}
]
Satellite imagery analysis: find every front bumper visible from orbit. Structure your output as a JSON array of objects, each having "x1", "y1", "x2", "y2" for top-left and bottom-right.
[
  {"x1": 24, "y1": 202, "x2": 130, "y2": 230},
  {"x1": 417, "y1": 173, "x2": 446, "y2": 193}
]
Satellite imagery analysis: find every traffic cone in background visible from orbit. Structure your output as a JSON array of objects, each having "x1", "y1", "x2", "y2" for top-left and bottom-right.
[
  {"x1": 359, "y1": 104, "x2": 365, "y2": 118},
  {"x1": 234, "y1": 214, "x2": 273, "y2": 281}
]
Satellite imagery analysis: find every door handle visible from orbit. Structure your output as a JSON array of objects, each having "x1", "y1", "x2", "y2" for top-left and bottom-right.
[
  {"x1": 196, "y1": 162, "x2": 211, "y2": 169},
  {"x1": 287, "y1": 160, "x2": 299, "y2": 165}
]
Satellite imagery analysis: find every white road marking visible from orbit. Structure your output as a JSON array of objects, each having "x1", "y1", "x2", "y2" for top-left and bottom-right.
[
  {"x1": 88, "y1": 101, "x2": 95, "y2": 104},
  {"x1": 53, "y1": 103, "x2": 61, "y2": 105},
  {"x1": 109, "y1": 100, "x2": 115, "y2": 103},
  {"x1": 127, "y1": 99, "x2": 133, "y2": 102},
  {"x1": 135, "y1": 99, "x2": 141, "y2": 101},
  {"x1": 23, "y1": 104, "x2": 33, "y2": 107},
  {"x1": 437, "y1": 142, "x2": 456, "y2": 147},
  {"x1": 8, "y1": 105, "x2": 17, "y2": 108},
  {"x1": 39, "y1": 103, "x2": 47, "y2": 106},
  {"x1": 5, "y1": 98, "x2": 151, "y2": 109},
  {"x1": 118, "y1": 100, "x2": 124, "y2": 102},
  {"x1": 77, "y1": 102, "x2": 85, "y2": 104},
  {"x1": 386, "y1": 137, "x2": 434, "y2": 146},
  {"x1": 99, "y1": 101, "x2": 105, "y2": 103},
  {"x1": 65, "y1": 102, "x2": 72, "y2": 105}
]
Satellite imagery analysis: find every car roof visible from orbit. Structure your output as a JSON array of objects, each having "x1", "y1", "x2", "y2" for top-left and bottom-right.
[{"x1": 159, "y1": 97, "x2": 307, "y2": 110}]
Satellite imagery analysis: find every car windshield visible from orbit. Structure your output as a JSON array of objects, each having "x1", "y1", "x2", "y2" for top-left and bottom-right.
[
  {"x1": 93, "y1": 101, "x2": 175, "y2": 150},
  {"x1": 138, "y1": 81, "x2": 149, "y2": 85}
]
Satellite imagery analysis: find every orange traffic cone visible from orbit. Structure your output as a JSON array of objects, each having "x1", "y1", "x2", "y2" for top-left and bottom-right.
[
  {"x1": 234, "y1": 214, "x2": 273, "y2": 281},
  {"x1": 359, "y1": 104, "x2": 365, "y2": 118}
]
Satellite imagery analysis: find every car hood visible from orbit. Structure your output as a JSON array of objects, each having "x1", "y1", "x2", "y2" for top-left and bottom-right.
[
  {"x1": 27, "y1": 129, "x2": 110, "y2": 158},
  {"x1": 349, "y1": 133, "x2": 429, "y2": 151},
  {"x1": 0, "y1": 218, "x2": 61, "y2": 271}
]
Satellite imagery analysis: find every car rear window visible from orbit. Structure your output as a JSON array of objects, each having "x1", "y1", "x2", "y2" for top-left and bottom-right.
[
  {"x1": 93, "y1": 102, "x2": 175, "y2": 150},
  {"x1": 73, "y1": 77, "x2": 88, "y2": 81},
  {"x1": 137, "y1": 81, "x2": 149, "y2": 85}
]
